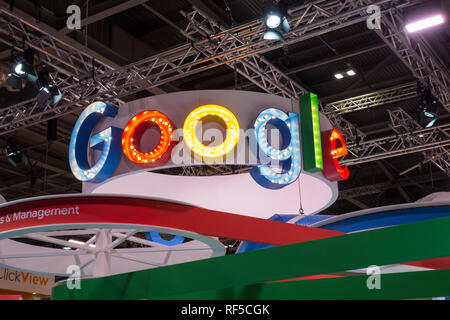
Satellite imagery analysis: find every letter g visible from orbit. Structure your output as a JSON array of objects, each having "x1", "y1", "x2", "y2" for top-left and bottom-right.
[{"x1": 69, "y1": 101, "x2": 122, "y2": 182}]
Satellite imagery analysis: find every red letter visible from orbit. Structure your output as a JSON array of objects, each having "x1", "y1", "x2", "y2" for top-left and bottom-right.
[
  {"x1": 321, "y1": 129, "x2": 349, "y2": 181},
  {"x1": 122, "y1": 111, "x2": 175, "y2": 166}
]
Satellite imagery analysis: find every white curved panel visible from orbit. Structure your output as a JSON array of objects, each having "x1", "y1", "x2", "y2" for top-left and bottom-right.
[
  {"x1": 90, "y1": 171, "x2": 337, "y2": 218},
  {"x1": 0, "y1": 224, "x2": 225, "y2": 277}
]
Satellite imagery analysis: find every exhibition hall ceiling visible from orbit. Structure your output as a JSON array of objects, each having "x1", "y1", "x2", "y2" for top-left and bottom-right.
[{"x1": 0, "y1": 0, "x2": 448, "y2": 215}]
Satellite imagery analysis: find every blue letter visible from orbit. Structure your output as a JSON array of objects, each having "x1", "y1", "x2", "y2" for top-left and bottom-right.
[
  {"x1": 249, "y1": 108, "x2": 302, "y2": 189},
  {"x1": 69, "y1": 101, "x2": 122, "y2": 182}
]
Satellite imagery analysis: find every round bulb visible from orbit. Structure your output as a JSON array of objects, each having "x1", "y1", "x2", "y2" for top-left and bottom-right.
[
  {"x1": 14, "y1": 63, "x2": 24, "y2": 75},
  {"x1": 266, "y1": 14, "x2": 281, "y2": 29}
]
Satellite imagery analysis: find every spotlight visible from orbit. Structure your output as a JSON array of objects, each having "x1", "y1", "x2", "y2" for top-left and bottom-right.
[
  {"x1": 263, "y1": 1, "x2": 290, "y2": 40},
  {"x1": 405, "y1": 14, "x2": 445, "y2": 33},
  {"x1": 5, "y1": 73, "x2": 24, "y2": 92},
  {"x1": 4, "y1": 137, "x2": 27, "y2": 168},
  {"x1": 14, "y1": 62, "x2": 23, "y2": 75},
  {"x1": 334, "y1": 73, "x2": 344, "y2": 79},
  {"x1": 36, "y1": 67, "x2": 62, "y2": 107},
  {"x1": 422, "y1": 103, "x2": 438, "y2": 128},
  {"x1": 346, "y1": 69, "x2": 356, "y2": 76},
  {"x1": 11, "y1": 48, "x2": 37, "y2": 83},
  {"x1": 265, "y1": 12, "x2": 281, "y2": 29},
  {"x1": 418, "y1": 89, "x2": 439, "y2": 128}
]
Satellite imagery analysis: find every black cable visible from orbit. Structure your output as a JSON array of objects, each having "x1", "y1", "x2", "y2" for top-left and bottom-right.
[{"x1": 223, "y1": 0, "x2": 236, "y2": 27}]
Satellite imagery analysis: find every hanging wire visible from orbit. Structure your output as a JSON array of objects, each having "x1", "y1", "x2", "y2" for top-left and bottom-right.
[
  {"x1": 234, "y1": 62, "x2": 238, "y2": 89},
  {"x1": 43, "y1": 142, "x2": 49, "y2": 192},
  {"x1": 298, "y1": 176, "x2": 304, "y2": 215},
  {"x1": 429, "y1": 160, "x2": 434, "y2": 189},
  {"x1": 85, "y1": 0, "x2": 89, "y2": 49},
  {"x1": 290, "y1": 99, "x2": 304, "y2": 215},
  {"x1": 223, "y1": 0, "x2": 236, "y2": 27}
]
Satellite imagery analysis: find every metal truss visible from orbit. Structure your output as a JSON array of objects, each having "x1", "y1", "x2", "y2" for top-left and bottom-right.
[
  {"x1": 155, "y1": 165, "x2": 252, "y2": 177},
  {"x1": 0, "y1": 0, "x2": 417, "y2": 137},
  {"x1": 181, "y1": 5, "x2": 370, "y2": 143},
  {"x1": 1, "y1": 228, "x2": 223, "y2": 278},
  {"x1": 374, "y1": 6, "x2": 450, "y2": 111},
  {"x1": 0, "y1": 6, "x2": 124, "y2": 132},
  {"x1": 388, "y1": 108, "x2": 450, "y2": 175},
  {"x1": 326, "y1": 82, "x2": 418, "y2": 114},
  {"x1": 342, "y1": 108, "x2": 450, "y2": 174},
  {"x1": 0, "y1": 9, "x2": 114, "y2": 80},
  {"x1": 326, "y1": 2, "x2": 450, "y2": 169},
  {"x1": 2, "y1": 0, "x2": 446, "y2": 169},
  {"x1": 333, "y1": 2, "x2": 450, "y2": 167}
]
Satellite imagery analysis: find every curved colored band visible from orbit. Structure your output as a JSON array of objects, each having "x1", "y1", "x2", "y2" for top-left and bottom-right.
[
  {"x1": 165, "y1": 269, "x2": 450, "y2": 300},
  {"x1": 52, "y1": 215, "x2": 450, "y2": 299},
  {"x1": 0, "y1": 195, "x2": 340, "y2": 244}
]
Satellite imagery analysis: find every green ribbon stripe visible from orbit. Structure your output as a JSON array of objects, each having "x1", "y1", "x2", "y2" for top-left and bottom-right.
[
  {"x1": 52, "y1": 216, "x2": 450, "y2": 300},
  {"x1": 165, "y1": 269, "x2": 450, "y2": 300}
]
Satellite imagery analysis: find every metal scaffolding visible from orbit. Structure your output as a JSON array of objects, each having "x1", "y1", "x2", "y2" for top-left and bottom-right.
[
  {"x1": 326, "y1": 82, "x2": 419, "y2": 114},
  {"x1": 342, "y1": 109, "x2": 450, "y2": 173},
  {"x1": 375, "y1": 6, "x2": 450, "y2": 111},
  {"x1": 0, "y1": 0, "x2": 447, "y2": 171},
  {"x1": 182, "y1": 6, "x2": 366, "y2": 144},
  {"x1": 387, "y1": 107, "x2": 450, "y2": 175},
  {"x1": 0, "y1": 0, "x2": 416, "y2": 136}
]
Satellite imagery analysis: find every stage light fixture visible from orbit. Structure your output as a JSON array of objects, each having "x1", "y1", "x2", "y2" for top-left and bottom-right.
[
  {"x1": 11, "y1": 48, "x2": 37, "y2": 83},
  {"x1": 266, "y1": 12, "x2": 281, "y2": 29},
  {"x1": 37, "y1": 67, "x2": 62, "y2": 107},
  {"x1": 334, "y1": 73, "x2": 344, "y2": 79},
  {"x1": 4, "y1": 137, "x2": 27, "y2": 168},
  {"x1": 422, "y1": 103, "x2": 438, "y2": 128},
  {"x1": 5, "y1": 73, "x2": 24, "y2": 92},
  {"x1": 418, "y1": 89, "x2": 439, "y2": 128},
  {"x1": 346, "y1": 69, "x2": 356, "y2": 76},
  {"x1": 263, "y1": 1, "x2": 290, "y2": 40}
]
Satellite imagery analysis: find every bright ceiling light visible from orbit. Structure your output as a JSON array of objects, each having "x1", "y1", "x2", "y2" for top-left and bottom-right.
[
  {"x1": 263, "y1": 30, "x2": 283, "y2": 40},
  {"x1": 10, "y1": 48, "x2": 37, "y2": 83},
  {"x1": 14, "y1": 63, "x2": 24, "y2": 75},
  {"x1": 405, "y1": 14, "x2": 445, "y2": 33},
  {"x1": 263, "y1": 2, "x2": 289, "y2": 41},
  {"x1": 423, "y1": 108, "x2": 438, "y2": 128},
  {"x1": 346, "y1": 69, "x2": 356, "y2": 76},
  {"x1": 334, "y1": 73, "x2": 344, "y2": 79},
  {"x1": 266, "y1": 13, "x2": 281, "y2": 29}
]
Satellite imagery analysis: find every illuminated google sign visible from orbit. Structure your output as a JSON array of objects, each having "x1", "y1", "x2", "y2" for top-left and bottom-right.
[{"x1": 69, "y1": 91, "x2": 349, "y2": 190}]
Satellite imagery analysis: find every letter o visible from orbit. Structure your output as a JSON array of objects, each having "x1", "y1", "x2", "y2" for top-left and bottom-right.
[
  {"x1": 183, "y1": 104, "x2": 240, "y2": 161},
  {"x1": 122, "y1": 110, "x2": 174, "y2": 165}
]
